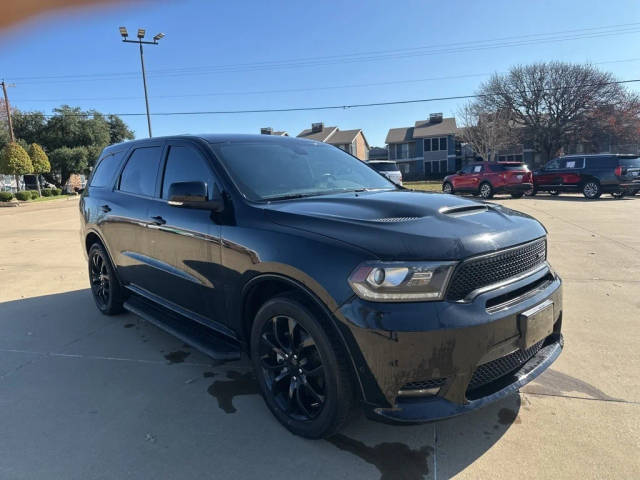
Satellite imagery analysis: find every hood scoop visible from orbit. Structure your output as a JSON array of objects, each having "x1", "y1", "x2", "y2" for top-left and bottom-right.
[
  {"x1": 439, "y1": 204, "x2": 490, "y2": 217},
  {"x1": 372, "y1": 216, "x2": 421, "y2": 223}
]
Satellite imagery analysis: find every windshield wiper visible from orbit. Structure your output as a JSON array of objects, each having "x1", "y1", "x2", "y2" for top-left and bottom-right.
[{"x1": 264, "y1": 192, "x2": 321, "y2": 201}]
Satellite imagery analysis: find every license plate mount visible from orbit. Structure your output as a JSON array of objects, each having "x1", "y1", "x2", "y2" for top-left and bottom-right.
[{"x1": 518, "y1": 300, "x2": 554, "y2": 350}]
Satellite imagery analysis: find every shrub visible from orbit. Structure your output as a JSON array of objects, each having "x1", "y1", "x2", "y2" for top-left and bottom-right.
[
  {"x1": 30, "y1": 190, "x2": 40, "y2": 199},
  {"x1": 0, "y1": 192, "x2": 13, "y2": 202},
  {"x1": 0, "y1": 142, "x2": 33, "y2": 176},
  {"x1": 41, "y1": 188, "x2": 52, "y2": 197},
  {"x1": 53, "y1": 188, "x2": 62, "y2": 196},
  {"x1": 15, "y1": 191, "x2": 32, "y2": 201}
]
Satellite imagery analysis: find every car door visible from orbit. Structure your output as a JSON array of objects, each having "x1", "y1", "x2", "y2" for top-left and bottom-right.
[
  {"x1": 100, "y1": 142, "x2": 164, "y2": 290},
  {"x1": 144, "y1": 140, "x2": 224, "y2": 323},
  {"x1": 452, "y1": 165, "x2": 474, "y2": 190},
  {"x1": 558, "y1": 157, "x2": 584, "y2": 189}
]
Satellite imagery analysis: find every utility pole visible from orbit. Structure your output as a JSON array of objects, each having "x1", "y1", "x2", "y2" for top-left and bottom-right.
[
  {"x1": 1, "y1": 80, "x2": 15, "y2": 142},
  {"x1": 1, "y1": 80, "x2": 20, "y2": 191},
  {"x1": 119, "y1": 27, "x2": 165, "y2": 138}
]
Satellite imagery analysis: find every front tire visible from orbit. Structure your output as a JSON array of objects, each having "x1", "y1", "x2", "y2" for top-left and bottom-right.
[
  {"x1": 582, "y1": 181, "x2": 601, "y2": 199},
  {"x1": 88, "y1": 243, "x2": 125, "y2": 315},
  {"x1": 250, "y1": 296, "x2": 354, "y2": 438},
  {"x1": 442, "y1": 182, "x2": 454, "y2": 194},
  {"x1": 611, "y1": 191, "x2": 625, "y2": 199},
  {"x1": 479, "y1": 182, "x2": 494, "y2": 199}
]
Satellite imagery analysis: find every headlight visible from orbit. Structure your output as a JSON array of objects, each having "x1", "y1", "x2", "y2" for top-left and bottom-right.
[{"x1": 348, "y1": 261, "x2": 456, "y2": 302}]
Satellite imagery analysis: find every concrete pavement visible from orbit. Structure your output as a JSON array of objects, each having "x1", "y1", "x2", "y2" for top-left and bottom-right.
[{"x1": 0, "y1": 194, "x2": 638, "y2": 479}]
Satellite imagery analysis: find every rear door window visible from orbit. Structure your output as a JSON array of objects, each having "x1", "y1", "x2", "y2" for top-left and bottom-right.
[
  {"x1": 161, "y1": 145, "x2": 215, "y2": 200},
  {"x1": 619, "y1": 157, "x2": 640, "y2": 168},
  {"x1": 472, "y1": 165, "x2": 483, "y2": 173},
  {"x1": 118, "y1": 146, "x2": 162, "y2": 197},
  {"x1": 90, "y1": 151, "x2": 126, "y2": 188}
]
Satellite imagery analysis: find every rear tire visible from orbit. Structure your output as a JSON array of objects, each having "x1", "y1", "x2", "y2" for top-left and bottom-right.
[
  {"x1": 611, "y1": 191, "x2": 625, "y2": 199},
  {"x1": 88, "y1": 243, "x2": 125, "y2": 315},
  {"x1": 582, "y1": 181, "x2": 601, "y2": 199},
  {"x1": 510, "y1": 192, "x2": 525, "y2": 199},
  {"x1": 549, "y1": 190, "x2": 560, "y2": 196},
  {"x1": 479, "y1": 182, "x2": 494, "y2": 199},
  {"x1": 250, "y1": 296, "x2": 355, "y2": 439},
  {"x1": 442, "y1": 182, "x2": 454, "y2": 194}
]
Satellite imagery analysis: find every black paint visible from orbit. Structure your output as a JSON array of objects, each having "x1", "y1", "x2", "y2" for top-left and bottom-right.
[{"x1": 164, "y1": 350, "x2": 191, "y2": 364}]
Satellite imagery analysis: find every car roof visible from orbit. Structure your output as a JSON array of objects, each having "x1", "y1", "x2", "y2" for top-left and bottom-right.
[{"x1": 99, "y1": 133, "x2": 323, "y2": 156}]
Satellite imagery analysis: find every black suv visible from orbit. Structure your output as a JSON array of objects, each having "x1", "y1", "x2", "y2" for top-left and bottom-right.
[
  {"x1": 80, "y1": 134, "x2": 563, "y2": 438},
  {"x1": 531, "y1": 154, "x2": 640, "y2": 199}
]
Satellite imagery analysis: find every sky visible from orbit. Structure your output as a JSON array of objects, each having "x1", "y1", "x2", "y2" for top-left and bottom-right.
[{"x1": 1, "y1": 0, "x2": 640, "y2": 146}]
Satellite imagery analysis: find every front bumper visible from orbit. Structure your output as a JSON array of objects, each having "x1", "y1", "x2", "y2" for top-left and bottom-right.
[{"x1": 336, "y1": 264, "x2": 563, "y2": 422}]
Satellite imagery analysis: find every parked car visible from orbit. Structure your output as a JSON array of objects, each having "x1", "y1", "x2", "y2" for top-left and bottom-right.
[
  {"x1": 442, "y1": 162, "x2": 533, "y2": 199},
  {"x1": 530, "y1": 154, "x2": 640, "y2": 199},
  {"x1": 23, "y1": 174, "x2": 56, "y2": 190},
  {"x1": 368, "y1": 160, "x2": 403, "y2": 185},
  {"x1": 80, "y1": 134, "x2": 563, "y2": 438}
]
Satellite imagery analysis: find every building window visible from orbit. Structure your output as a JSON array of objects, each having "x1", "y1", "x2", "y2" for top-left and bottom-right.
[
  {"x1": 431, "y1": 138, "x2": 439, "y2": 151},
  {"x1": 424, "y1": 140, "x2": 431, "y2": 152},
  {"x1": 402, "y1": 164, "x2": 410, "y2": 174},
  {"x1": 397, "y1": 143, "x2": 408, "y2": 159},
  {"x1": 440, "y1": 137, "x2": 447, "y2": 151}
]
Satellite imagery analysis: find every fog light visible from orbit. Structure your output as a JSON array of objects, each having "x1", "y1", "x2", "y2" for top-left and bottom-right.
[{"x1": 397, "y1": 386, "x2": 440, "y2": 398}]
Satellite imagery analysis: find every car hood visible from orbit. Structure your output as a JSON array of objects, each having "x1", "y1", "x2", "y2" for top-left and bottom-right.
[{"x1": 262, "y1": 190, "x2": 546, "y2": 260}]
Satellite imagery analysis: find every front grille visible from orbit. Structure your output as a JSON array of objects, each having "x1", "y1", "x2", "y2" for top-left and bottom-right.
[
  {"x1": 400, "y1": 378, "x2": 446, "y2": 391},
  {"x1": 467, "y1": 340, "x2": 545, "y2": 392},
  {"x1": 446, "y1": 238, "x2": 546, "y2": 301}
]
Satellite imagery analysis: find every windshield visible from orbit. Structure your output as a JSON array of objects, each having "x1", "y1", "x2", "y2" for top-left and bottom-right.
[
  {"x1": 369, "y1": 162, "x2": 399, "y2": 172},
  {"x1": 211, "y1": 141, "x2": 396, "y2": 201}
]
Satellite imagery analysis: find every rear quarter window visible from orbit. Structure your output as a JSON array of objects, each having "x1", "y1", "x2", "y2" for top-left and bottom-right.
[
  {"x1": 90, "y1": 150, "x2": 126, "y2": 188},
  {"x1": 619, "y1": 157, "x2": 640, "y2": 168}
]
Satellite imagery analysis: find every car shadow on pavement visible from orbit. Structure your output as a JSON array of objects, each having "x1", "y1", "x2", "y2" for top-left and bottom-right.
[{"x1": 0, "y1": 289, "x2": 521, "y2": 480}]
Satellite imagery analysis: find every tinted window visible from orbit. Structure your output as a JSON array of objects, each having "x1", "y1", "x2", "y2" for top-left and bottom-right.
[
  {"x1": 461, "y1": 165, "x2": 474, "y2": 174},
  {"x1": 119, "y1": 146, "x2": 162, "y2": 197},
  {"x1": 619, "y1": 157, "x2": 640, "y2": 167},
  {"x1": 432, "y1": 138, "x2": 439, "y2": 151},
  {"x1": 439, "y1": 137, "x2": 447, "y2": 151},
  {"x1": 585, "y1": 156, "x2": 615, "y2": 168},
  {"x1": 211, "y1": 141, "x2": 394, "y2": 201},
  {"x1": 90, "y1": 151, "x2": 125, "y2": 188},
  {"x1": 162, "y1": 146, "x2": 214, "y2": 199},
  {"x1": 545, "y1": 158, "x2": 561, "y2": 170},
  {"x1": 490, "y1": 163, "x2": 529, "y2": 172},
  {"x1": 370, "y1": 162, "x2": 399, "y2": 172},
  {"x1": 424, "y1": 140, "x2": 431, "y2": 152}
]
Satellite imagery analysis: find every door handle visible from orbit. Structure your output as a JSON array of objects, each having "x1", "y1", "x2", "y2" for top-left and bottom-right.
[
  {"x1": 150, "y1": 215, "x2": 166, "y2": 225},
  {"x1": 100, "y1": 204, "x2": 111, "y2": 213}
]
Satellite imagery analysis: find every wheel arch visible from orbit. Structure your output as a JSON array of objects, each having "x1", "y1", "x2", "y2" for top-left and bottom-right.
[{"x1": 240, "y1": 273, "x2": 366, "y2": 400}]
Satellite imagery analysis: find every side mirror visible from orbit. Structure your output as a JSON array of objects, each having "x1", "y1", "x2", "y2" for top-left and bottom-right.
[{"x1": 168, "y1": 181, "x2": 224, "y2": 212}]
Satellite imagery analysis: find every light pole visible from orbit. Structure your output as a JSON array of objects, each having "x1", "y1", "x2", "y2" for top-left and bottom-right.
[{"x1": 119, "y1": 27, "x2": 164, "y2": 138}]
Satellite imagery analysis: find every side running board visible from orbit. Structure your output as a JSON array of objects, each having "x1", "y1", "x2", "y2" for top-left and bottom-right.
[{"x1": 123, "y1": 295, "x2": 241, "y2": 361}]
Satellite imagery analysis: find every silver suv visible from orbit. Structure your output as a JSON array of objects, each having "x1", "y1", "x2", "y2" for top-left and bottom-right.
[{"x1": 368, "y1": 160, "x2": 403, "y2": 185}]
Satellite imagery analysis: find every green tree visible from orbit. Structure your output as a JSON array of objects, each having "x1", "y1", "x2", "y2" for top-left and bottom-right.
[
  {"x1": 49, "y1": 146, "x2": 88, "y2": 186},
  {"x1": 107, "y1": 114, "x2": 135, "y2": 144},
  {"x1": 0, "y1": 142, "x2": 33, "y2": 191},
  {"x1": 28, "y1": 143, "x2": 50, "y2": 195}
]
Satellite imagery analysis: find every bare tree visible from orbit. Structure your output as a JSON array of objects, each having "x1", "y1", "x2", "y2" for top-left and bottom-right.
[
  {"x1": 458, "y1": 102, "x2": 516, "y2": 162},
  {"x1": 474, "y1": 62, "x2": 628, "y2": 163}
]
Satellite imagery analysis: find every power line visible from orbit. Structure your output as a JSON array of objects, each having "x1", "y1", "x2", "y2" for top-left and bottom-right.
[
  {"x1": 12, "y1": 57, "x2": 640, "y2": 103},
  {"x1": 8, "y1": 23, "x2": 640, "y2": 85},
  {"x1": 16, "y1": 78, "x2": 640, "y2": 118}
]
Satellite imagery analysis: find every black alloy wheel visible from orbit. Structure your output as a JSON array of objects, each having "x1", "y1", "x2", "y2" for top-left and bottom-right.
[
  {"x1": 251, "y1": 296, "x2": 354, "y2": 438},
  {"x1": 258, "y1": 315, "x2": 326, "y2": 421},
  {"x1": 88, "y1": 243, "x2": 124, "y2": 315}
]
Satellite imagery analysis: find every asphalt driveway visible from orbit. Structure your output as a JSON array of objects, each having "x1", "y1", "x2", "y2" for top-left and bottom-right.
[{"x1": 0, "y1": 195, "x2": 638, "y2": 479}]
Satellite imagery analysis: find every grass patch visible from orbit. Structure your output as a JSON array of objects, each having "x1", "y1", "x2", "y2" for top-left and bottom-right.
[
  {"x1": 404, "y1": 181, "x2": 443, "y2": 192},
  {"x1": 22, "y1": 194, "x2": 70, "y2": 203}
]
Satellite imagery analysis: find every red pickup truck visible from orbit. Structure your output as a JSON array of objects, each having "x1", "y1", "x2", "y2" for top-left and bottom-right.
[{"x1": 442, "y1": 162, "x2": 533, "y2": 199}]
